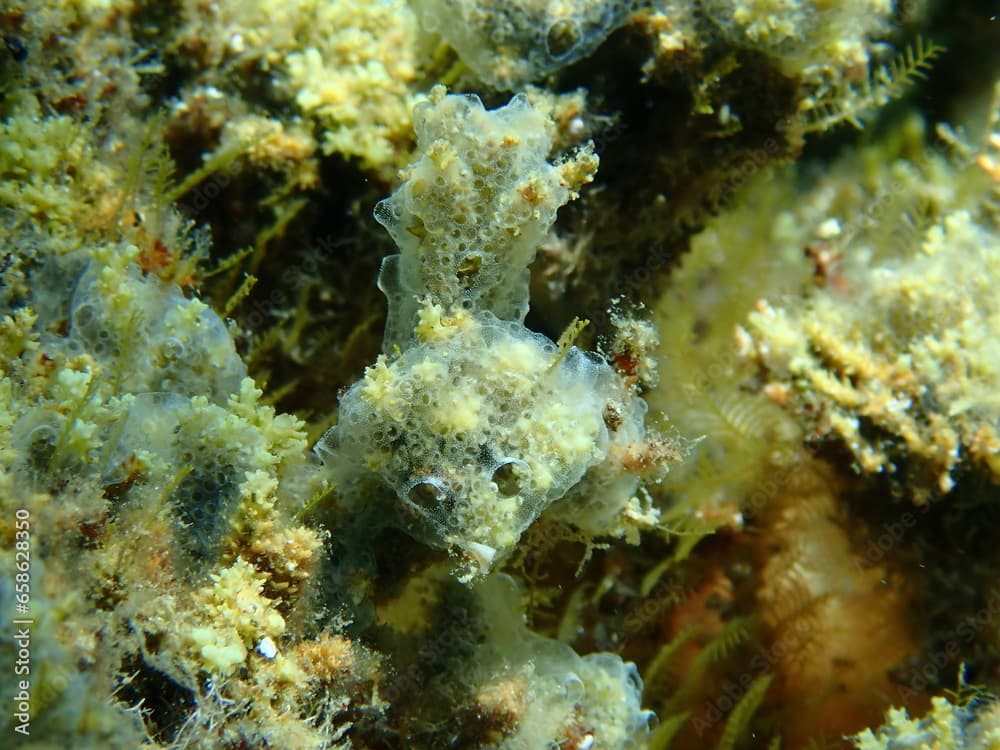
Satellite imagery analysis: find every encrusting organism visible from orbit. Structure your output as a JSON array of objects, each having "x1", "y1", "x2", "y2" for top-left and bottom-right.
[{"x1": 316, "y1": 85, "x2": 675, "y2": 581}]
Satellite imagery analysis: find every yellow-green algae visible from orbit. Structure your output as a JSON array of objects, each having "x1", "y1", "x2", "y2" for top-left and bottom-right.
[{"x1": 1, "y1": 0, "x2": 1000, "y2": 749}]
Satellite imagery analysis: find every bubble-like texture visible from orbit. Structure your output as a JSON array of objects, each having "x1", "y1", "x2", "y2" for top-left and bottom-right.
[
  {"x1": 11, "y1": 411, "x2": 61, "y2": 480},
  {"x1": 317, "y1": 89, "x2": 652, "y2": 581},
  {"x1": 473, "y1": 575, "x2": 654, "y2": 749},
  {"x1": 413, "y1": 0, "x2": 642, "y2": 89},
  {"x1": 102, "y1": 390, "x2": 280, "y2": 570},
  {"x1": 69, "y1": 263, "x2": 245, "y2": 403},
  {"x1": 375, "y1": 87, "x2": 597, "y2": 350},
  {"x1": 317, "y1": 313, "x2": 635, "y2": 576}
]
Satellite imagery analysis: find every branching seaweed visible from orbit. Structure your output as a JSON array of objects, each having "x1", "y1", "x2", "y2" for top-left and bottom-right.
[
  {"x1": 801, "y1": 37, "x2": 944, "y2": 133},
  {"x1": 713, "y1": 674, "x2": 775, "y2": 750}
]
